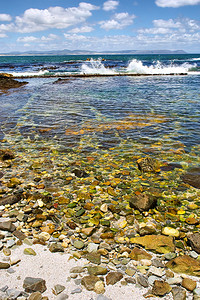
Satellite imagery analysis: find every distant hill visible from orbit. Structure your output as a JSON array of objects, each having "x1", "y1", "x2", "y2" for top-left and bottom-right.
[{"x1": 0, "y1": 49, "x2": 187, "y2": 56}]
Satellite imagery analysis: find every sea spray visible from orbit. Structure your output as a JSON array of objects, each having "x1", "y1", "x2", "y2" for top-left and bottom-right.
[
  {"x1": 126, "y1": 59, "x2": 195, "y2": 74},
  {"x1": 81, "y1": 58, "x2": 116, "y2": 75}
]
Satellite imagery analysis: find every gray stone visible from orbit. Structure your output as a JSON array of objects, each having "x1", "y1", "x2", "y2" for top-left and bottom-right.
[
  {"x1": 171, "y1": 286, "x2": 186, "y2": 300},
  {"x1": 137, "y1": 275, "x2": 149, "y2": 288},
  {"x1": 6, "y1": 288, "x2": 22, "y2": 299},
  {"x1": 189, "y1": 251, "x2": 199, "y2": 259},
  {"x1": 152, "y1": 258, "x2": 165, "y2": 268},
  {"x1": 74, "y1": 279, "x2": 82, "y2": 285},
  {"x1": 0, "y1": 286, "x2": 8, "y2": 293},
  {"x1": 164, "y1": 252, "x2": 177, "y2": 260},
  {"x1": 194, "y1": 288, "x2": 200, "y2": 296},
  {"x1": 0, "y1": 221, "x2": 16, "y2": 232},
  {"x1": 56, "y1": 293, "x2": 69, "y2": 300},
  {"x1": 148, "y1": 275, "x2": 160, "y2": 285},
  {"x1": 23, "y1": 277, "x2": 47, "y2": 293},
  {"x1": 96, "y1": 295, "x2": 111, "y2": 300},
  {"x1": 71, "y1": 287, "x2": 82, "y2": 294}
]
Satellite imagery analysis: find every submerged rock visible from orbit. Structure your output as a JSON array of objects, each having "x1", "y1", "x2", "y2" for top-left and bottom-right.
[
  {"x1": 129, "y1": 192, "x2": 157, "y2": 211},
  {"x1": 181, "y1": 167, "x2": 200, "y2": 189},
  {"x1": 0, "y1": 73, "x2": 28, "y2": 92},
  {"x1": 137, "y1": 156, "x2": 160, "y2": 173}
]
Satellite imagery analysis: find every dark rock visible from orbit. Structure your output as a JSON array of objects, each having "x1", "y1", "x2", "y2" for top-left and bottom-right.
[
  {"x1": 72, "y1": 169, "x2": 88, "y2": 178},
  {"x1": 171, "y1": 286, "x2": 186, "y2": 300},
  {"x1": 137, "y1": 156, "x2": 160, "y2": 173},
  {"x1": 188, "y1": 233, "x2": 200, "y2": 254},
  {"x1": 0, "y1": 262, "x2": 10, "y2": 269},
  {"x1": 81, "y1": 275, "x2": 99, "y2": 291},
  {"x1": 106, "y1": 272, "x2": 123, "y2": 285},
  {"x1": 181, "y1": 167, "x2": 200, "y2": 189},
  {"x1": 0, "y1": 149, "x2": 15, "y2": 161},
  {"x1": 49, "y1": 243, "x2": 64, "y2": 253},
  {"x1": 23, "y1": 277, "x2": 47, "y2": 293},
  {"x1": 129, "y1": 192, "x2": 157, "y2": 211},
  {"x1": 0, "y1": 75, "x2": 28, "y2": 93},
  {"x1": 152, "y1": 280, "x2": 172, "y2": 296},
  {"x1": 0, "y1": 192, "x2": 22, "y2": 206},
  {"x1": 161, "y1": 163, "x2": 182, "y2": 171},
  {"x1": 0, "y1": 221, "x2": 16, "y2": 232}
]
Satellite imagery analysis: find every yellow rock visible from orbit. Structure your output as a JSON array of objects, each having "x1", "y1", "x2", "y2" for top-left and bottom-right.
[
  {"x1": 162, "y1": 227, "x2": 180, "y2": 237},
  {"x1": 119, "y1": 220, "x2": 127, "y2": 229},
  {"x1": 94, "y1": 281, "x2": 105, "y2": 294},
  {"x1": 100, "y1": 204, "x2": 108, "y2": 213}
]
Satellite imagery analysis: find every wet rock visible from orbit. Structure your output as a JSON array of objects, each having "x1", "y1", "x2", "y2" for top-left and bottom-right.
[
  {"x1": 129, "y1": 192, "x2": 157, "y2": 211},
  {"x1": 0, "y1": 221, "x2": 16, "y2": 232},
  {"x1": 87, "y1": 266, "x2": 108, "y2": 276},
  {"x1": 106, "y1": 272, "x2": 123, "y2": 285},
  {"x1": 182, "y1": 277, "x2": 196, "y2": 291},
  {"x1": 52, "y1": 284, "x2": 65, "y2": 295},
  {"x1": 137, "y1": 156, "x2": 160, "y2": 173},
  {"x1": 129, "y1": 247, "x2": 152, "y2": 261},
  {"x1": 86, "y1": 252, "x2": 101, "y2": 265},
  {"x1": 0, "y1": 74, "x2": 28, "y2": 92},
  {"x1": 181, "y1": 167, "x2": 200, "y2": 189},
  {"x1": 0, "y1": 262, "x2": 10, "y2": 269},
  {"x1": 49, "y1": 243, "x2": 64, "y2": 253},
  {"x1": 28, "y1": 291, "x2": 43, "y2": 300},
  {"x1": 73, "y1": 240, "x2": 85, "y2": 249},
  {"x1": 152, "y1": 280, "x2": 172, "y2": 296},
  {"x1": 23, "y1": 277, "x2": 47, "y2": 293},
  {"x1": 137, "y1": 275, "x2": 148, "y2": 287},
  {"x1": 130, "y1": 234, "x2": 175, "y2": 254},
  {"x1": 73, "y1": 169, "x2": 88, "y2": 178},
  {"x1": 0, "y1": 149, "x2": 15, "y2": 161},
  {"x1": 171, "y1": 286, "x2": 186, "y2": 300},
  {"x1": 81, "y1": 275, "x2": 99, "y2": 291},
  {"x1": 162, "y1": 227, "x2": 180, "y2": 237},
  {"x1": 166, "y1": 255, "x2": 200, "y2": 276},
  {"x1": 24, "y1": 248, "x2": 37, "y2": 256},
  {"x1": 188, "y1": 233, "x2": 200, "y2": 254}
]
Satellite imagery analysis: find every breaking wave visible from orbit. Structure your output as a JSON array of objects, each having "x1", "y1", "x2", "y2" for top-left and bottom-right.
[
  {"x1": 81, "y1": 58, "x2": 116, "y2": 75},
  {"x1": 126, "y1": 59, "x2": 195, "y2": 74}
]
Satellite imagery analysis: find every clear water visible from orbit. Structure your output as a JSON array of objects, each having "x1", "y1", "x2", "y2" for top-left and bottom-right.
[{"x1": 0, "y1": 54, "x2": 199, "y2": 160}]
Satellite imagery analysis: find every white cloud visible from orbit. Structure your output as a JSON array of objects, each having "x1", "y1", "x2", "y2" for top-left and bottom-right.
[
  {"x1": 0, "y1": 33, "x2": 7, "y2": 38},
  {"x1": 0, "y1": 14, "x2": 12, "y2": 22},
  {"x1": 103, "y1": 1, "x2": 119, "y2": 11},
  {"x1": 100, "y1": 12, "x2": 136, "y2": 30},
  {"x1": 155, "y1": 0, "x2": 200, "y2": 7},
  {"x1": 68, "y1": 25, "x2": 94, "y2": 33},
  {"x1": 17, "y1": 34, "x2": 59, "y2": 43},
  {"x1": 14, "y1": 3, "x2": 99, "y2": 33}
]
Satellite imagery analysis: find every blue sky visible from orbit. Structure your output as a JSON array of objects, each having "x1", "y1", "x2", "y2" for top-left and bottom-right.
[{"x1": 0, "y1": 0, "x2": 200, "y2": 53}]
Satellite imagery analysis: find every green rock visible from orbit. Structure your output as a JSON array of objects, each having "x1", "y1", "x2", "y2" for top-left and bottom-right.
[
  {"x1": 86, "y1": 252, "x2": 101, "y2": 265},
  {"x1": 24, "y1": 248, "x2": 37, "y2": 256},
  {"x1": 87, "y1": 266, "x2": 108, "y2": 275},
  {"x1": 73, "y1": 240, "x2": 85, "y2": 249}
]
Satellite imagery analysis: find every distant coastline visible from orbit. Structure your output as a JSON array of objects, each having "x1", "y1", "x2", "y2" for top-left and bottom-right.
[{"x1": 0, "y1": 49, "x2": 188, "y2": 56}]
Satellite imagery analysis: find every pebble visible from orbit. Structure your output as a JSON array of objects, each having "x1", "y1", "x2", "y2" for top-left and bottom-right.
[
  {"x1": 148, "y1": 266, "x2": 164, "y2": 277},
  {"x1": 137, "y1": 275, "x2": 149, "y2": 287},
  {"x1": 24, "y1": 248, "x2": 37, "y2": 256},
  {"x1": 71, "y1": 287, "x2": 82, "y2": 294},
  {"x1": 171, "y1": 286, "x2": 186, "y2": 300},
  {"x1": 182, "y1": 277, "x2": 197, "y2": 291},
  {"x1": 23, "y1": 277, "x2": 47, "y2": 293},
  {"x1": 73, "y1": 240, "x2": 85, "y2": 249},
  {"x1": 52, "y1": 284, "x2": 65, "y2": 295}
]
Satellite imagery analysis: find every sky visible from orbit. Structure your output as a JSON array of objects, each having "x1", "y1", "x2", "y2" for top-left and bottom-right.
[{"x1": 0, "y1": 0, "x2": 200, "y2": 53}]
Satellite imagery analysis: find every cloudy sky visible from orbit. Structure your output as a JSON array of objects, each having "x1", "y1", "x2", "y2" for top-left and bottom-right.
[{"x1": 0, "y1": 0, "x2": 200, "y2": 53}]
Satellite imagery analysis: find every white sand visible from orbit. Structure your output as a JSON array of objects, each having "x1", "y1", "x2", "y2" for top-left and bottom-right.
[{"x1": 0, "y1": 243, "x2": 166, "y2": 300}]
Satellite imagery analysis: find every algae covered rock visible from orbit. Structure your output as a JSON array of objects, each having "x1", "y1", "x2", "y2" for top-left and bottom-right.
[
  {"x1": 166, "y1": 255, "x2": 200, "y2": 276},
  {"x1": 130, "y1": 235, "x2": 175, "y2": 254}
]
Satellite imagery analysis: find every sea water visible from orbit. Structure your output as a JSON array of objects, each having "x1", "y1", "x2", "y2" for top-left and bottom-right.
[{"x1": 0, "y1": 54, "x2": 199, "y2": 159}]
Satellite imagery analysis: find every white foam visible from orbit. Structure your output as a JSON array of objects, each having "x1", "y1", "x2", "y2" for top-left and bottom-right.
[
  {"x1": 126, "y1": 59, "x2": 196, "y2": 74},
  {"x1": 10, "y1": 69, "x2": 49, "y2": 77},
  {"x1": 81, "y1": 58, "x2": 116, "y2": 75}
]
